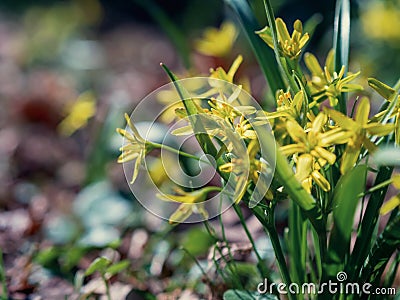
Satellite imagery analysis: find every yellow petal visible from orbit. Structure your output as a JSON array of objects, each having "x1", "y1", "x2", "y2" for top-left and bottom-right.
[
  {"x1": 364, "y1": 123, "x2": 394, "y2": 136},
  {"x1": 340, "y1": 145, "x2": 360, "y2": 174},
  {"x1": 355, "y1": 97, "x2": 370, "y2": 125},
  {"x1": 368, "y1": 78, "x2": 396, "y2": 100},
  {"x1": 319, "y1": 128, "x2": 353, "y2": 146},
  {"x1": 311, "y1": 113, "x2": 327, "y2": 133},
  {"x1": 304, "y1": 52, "x2": 323, "y2": 75},
  {"x1": 380, "y1": 194, "x2": 400, "y2": 215},
  {"x1": 117, "y1": 151, "x2": 139, "y2": 163},
  {"x1": 295, "y1": 154, "x2": 313, "y2": 182},
  {"x1": 227, "y1": 55, "x2": 243, "y2": 80},
  {"x1": 130, "y1": 152, "x2": 144, "y2": 184},
  {"x1": 325, "y1": 108, "x2": 357, "y2": 130},
  {"x1": 311, "y1": 170, "x2": 331, "y2": 192},
  {"x1": 171, "y1": 125, "x2": 194, "y2": 136},
  {"x1": 391, "y1": 174, "x2": 400, "y2": 189},
  {"x1": 312, "y1": 146, "x2": 336, "y2": 165},
  {"x1": 276, "y1": 18, "x2": 291, "y2": 42},
  {"x1": 169, "y1": 204, "x2": 193, "y2": 224},
  {"x1": 286, "y1": 120, "x2": 307, "y2": 143},
  {"x1": 256, "y1": 26, "x2": 274, "y2": 48},
  {"x1": 280, "y1": 144, "x2": 306, "y2": 156}
]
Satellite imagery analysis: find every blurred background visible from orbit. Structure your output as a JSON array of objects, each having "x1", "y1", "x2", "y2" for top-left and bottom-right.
[{"x1": 0, "y1": 0, "x2": 399, "y2": 298}]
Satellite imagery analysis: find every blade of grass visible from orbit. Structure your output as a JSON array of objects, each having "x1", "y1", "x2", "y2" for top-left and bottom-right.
[
  {"x1": 332, "y1": 0, "x2": 350, "y2": 114},
  {"x1": 225, "y1": 0, "x2": 285, "y2": 95},
  {"x1": 346, "y1": 165, "x2": 394, "y2": 281},
  {"x1": 324, "y1": 165, "x2": 367, "y2": 280},
  {"x1": 360, "y1": 212, "x2": 400, "y2": 284}
]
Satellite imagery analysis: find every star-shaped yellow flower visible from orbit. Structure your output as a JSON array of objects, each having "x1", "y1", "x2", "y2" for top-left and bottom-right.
[
  {"x1": 257, "y1": 18, "x2": 309, "y2": 60},
  {"x1": 304, "y1": 51, "x2": 363, "y2": 107},
  {"x1": 157, "y1": 186, "x2": 220, "y2": 224},
  {"x1": 326, "y1": 97, "x2": 395, "y2": 174},
  {"x1": 280, "y1": 113, "x2": 351, "y2": 192},
  {"x1": 116, "y1": 113, "x2": 154, "y2": 184},
  {"x1": 194, "y1": 21, "x2": 237, "y2": 57}
]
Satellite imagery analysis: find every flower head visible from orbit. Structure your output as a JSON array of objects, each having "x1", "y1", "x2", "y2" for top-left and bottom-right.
[
  {"x1": 304, "y1": 51, "x2": 363, "y2": 107},
  {"x1": 194, "y1": 21, "x2": 237, "y2": 57},
  {"x1": 280, "y1": 113, "x2": 351, "y2": 192},
  {"x1": 116, "y1": 113, "x2": 154, "y2": 184},
  {"x1": 326, "y1": 97, "x2": 395, "y2": 174},
  {"x1": 157, "y1": 186, "x2": 219, "y2": 224},
  {"x1": 381, "y1": 174, "x2": 400, "y2": 215},
  {"x1": 257, "y1": 18, "x2": 309, "y2": 60}
]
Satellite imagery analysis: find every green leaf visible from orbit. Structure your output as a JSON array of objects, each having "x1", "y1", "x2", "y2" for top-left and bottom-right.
[
  {"x1": 85, "y1": 257, "x2": 111, "y2": 276},
  {"x1": 325, "y1": 165, "x2": 367, "y2": 279},
  {"x1": 360, "y1": 212, "x2": 400, "y2": 284},
  {"x1": 225, "y1": 0, "x2": 285, "y2": 95},
  {"x1": 332, "y1": 0, "x2": 350, "y2": 114},
  {"x1": 346, "y1": 165, "x2": 394, "y2": 281},
  {"x1": 223, "y1": 289, "x2": 278, "y2": 300},
  {"x1": 105, "y1": 260, "x2": 130, "y2": 277}
]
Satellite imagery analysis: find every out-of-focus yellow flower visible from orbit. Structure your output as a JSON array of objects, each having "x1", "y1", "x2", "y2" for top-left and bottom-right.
[
  {"x1": 194, "y1": 21, "x2": 237, "y2": 57},
  {"x1": 381, "y1": 174, "x2": 400, "y2": 215},
  {"x1": 257, "y1": 18, "x2": 309, "y2": 60},
  {"x1": 58, "y1": 91, "x2": 96, "y2": 136},
  {"x1": 157, "y1": 186, "x2": 220, "y2": 224},
  {"x1": 280, "y1": 113, "x2": 351, "y2": 192},
  {"x1": 326, "y1": 97, "x2": 395, "y2": 174},
  {"x1": 304, "y1": 51, "x2": 363, "y2": 107},
  {"x1": 116, "y1": 113, "x2": 154, "y2": 184},
  {"x1": 361, "y1": 2, "x2": 400, "y2": 43}
]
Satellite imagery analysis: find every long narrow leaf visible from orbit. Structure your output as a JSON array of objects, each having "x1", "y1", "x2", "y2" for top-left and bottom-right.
[
  {"x1": 225, "y1": 0, "x2": 285, "y2": 95},
  {"x1": 333, "y1": 0, "x2": 351, "y2": 114},
  {"x1": 360, "y1": 212, "x2": 400, "y2": 284},
  {"x1": 346, "y1": 166, "x2": 394, "y2": 281},
  {"x1": 325, "y1": 165, "x2": 367, "y2": 280}
]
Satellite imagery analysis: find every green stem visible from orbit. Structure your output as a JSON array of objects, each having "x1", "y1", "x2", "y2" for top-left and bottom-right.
[
  {"x1": 264, "y1": 206, "x2": 294, "y2": 300},
  {"x1": 150, "y1": 142, "x2": 212, "y2": 166},
  {"x1": 233, "y1": 204, "x2": 278, "y2": 296},
  {"x1": 0, "y1": 250, "x2": 7, "y2": 300},
  {"x1": 101, "y1": 274, "x2": 111, "y2": 300}
]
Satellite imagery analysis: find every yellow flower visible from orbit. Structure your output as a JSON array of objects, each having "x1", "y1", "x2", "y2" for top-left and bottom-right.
[
  {"x1": 280, "y1": 113, "x2": 351, "y2": 192},
  {"x1": 304, "y1": 51, "x2": 363, "y2": 107},
  {"x1": 58, "y1": 91, "x2": 96, "y2": 136},
  {"x1": 369, "y1": 78, "x2": 400, "y2": 144},
  {"x1": 157, "y1": 186, "x2": 220, "y2": 224},
  {"x1": 381, "y1": 175, "x2": 400, "y2": 215},
  {"x1": 264, "y1": 90, "x2": 304, "y2": 121},
  {"x1": 116, "y1": 113, "x2": 153, "y2": 184},
  {"x1": 219, "y1": 139, "x2": 272, "y2": 202},
  {"x1": 194, "y1": 21, "x2": 237, "y2": 57},
  {"x1": 326, "y1": 97, "x2": 395, "y2": 174},
  {"x1": 257, "y1": 18, "x2": 309, "y2": 60},
  {"x1": 361, "y1": 2, "x2": 400, "y2": 43},
  {"x1": 209, "y1": 55, "x2": 243, "y2": 84}
]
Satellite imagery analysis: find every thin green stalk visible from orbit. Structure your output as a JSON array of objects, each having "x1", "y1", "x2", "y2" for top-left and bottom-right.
[
  {"x1": 233, "y1": 204, "x2": 278, "y2": 296},
  {"x1": 101, "y1": 274, "x2": 111, "y2": 300},
  {"x1": 0, "y1": 250, "x2": 7, "y2": 300},
  {"x1": 264, "y1": 206, "x2": 294, "y2": 300},
  {"x1": 150, "y1": 142, "x2": 213, "y2": 166}
]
